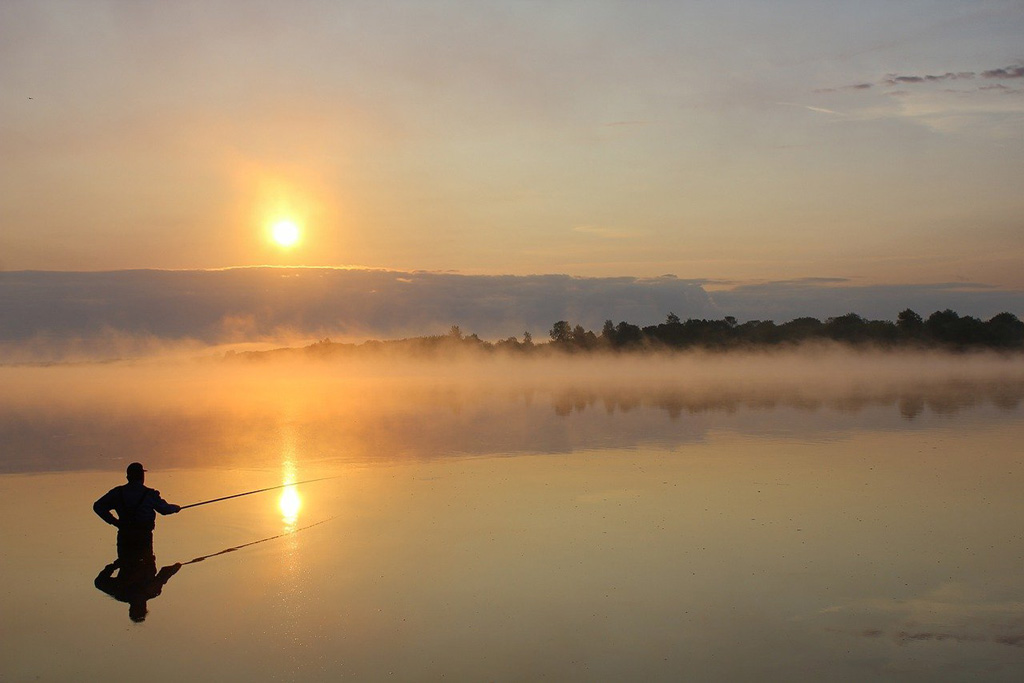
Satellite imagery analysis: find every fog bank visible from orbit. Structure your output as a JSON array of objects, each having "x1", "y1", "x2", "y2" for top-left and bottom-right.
[{"x1": 2, "y1": 270, "x2": 1022, "y2": 363}]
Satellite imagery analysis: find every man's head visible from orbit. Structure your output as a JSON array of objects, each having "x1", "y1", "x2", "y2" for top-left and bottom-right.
[
  {"x1": 126, "y1": 462, "x2": 146, "y2": 482},
  {"x1": 129, "y1": 601, "x2": 148, "y2": 622}
]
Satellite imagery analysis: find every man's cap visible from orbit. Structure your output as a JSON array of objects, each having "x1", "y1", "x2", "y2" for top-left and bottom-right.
[{"x1": 126, "y1": 462, "x2": 147, "y2": 478}]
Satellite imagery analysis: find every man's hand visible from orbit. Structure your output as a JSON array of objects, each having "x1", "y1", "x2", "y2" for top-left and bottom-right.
[{"x1": 169, "y1": 504, "x2": 181, "y2": 514}]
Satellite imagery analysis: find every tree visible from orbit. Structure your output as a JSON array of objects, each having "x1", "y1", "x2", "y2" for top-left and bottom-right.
[
  {"x1": 571, "y1": 324, "x2": 587, "y2": 348},
  {"x1": 614, "y1": 321, "x2": 643, "y2": 348},
  {"x1": 737, "y1": 319, "x2": 778, "y2": 345},
  {"x1": 926, "y1": 309, "x2": 960, "y2": 342},
  {"x1": 825, "y1": 313, "x2": 867, "y2": 342},
  {"x1": 522, "y1": 331, "x2": 533, "y2": 346},
  {"x1": 549, "y1": 320, "x2": 572, "y2": 343},
  {"x1": 779, "y1": 317, "x2": 823, "y2": 343},
  {"x1": 665, "y1": 312, "x2": 681, "y2": 325},
  {"x1": 897, "y1": 308, "x2": 923, "y2": 332},
  {"x1": 986, "y1": 312, "x2": 1024, "y2": 348},
  {"x1": 601, "y1": 320, "x2": 616, "y2": 343},
  {"x1": 571, "y1": 325, "x2": 598, "y2": 349},
  {"x1": 495, "y1": 336, "x2": 520, "y2": 351}
]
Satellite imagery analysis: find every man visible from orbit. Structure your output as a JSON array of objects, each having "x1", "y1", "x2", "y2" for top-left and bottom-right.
[
  {"x1": 93, "y1": 462, "x2": 181, "y2": 553},
  {"x1": 93, "y1": 463, "x2": 182, "y2": 622}
]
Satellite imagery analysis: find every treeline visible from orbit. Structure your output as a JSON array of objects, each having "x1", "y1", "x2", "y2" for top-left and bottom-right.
[
  {"x1": 227, "y1": 308, "x2": 1024, "y2": 362},
  {"x1": 541, "y1": 309, "x2": 1024, "y2": 352}
]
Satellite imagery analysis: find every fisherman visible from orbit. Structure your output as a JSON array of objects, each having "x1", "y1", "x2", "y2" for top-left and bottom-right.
[{"x1": 93, "y1": 462, "x2": 181, "y2": 555}]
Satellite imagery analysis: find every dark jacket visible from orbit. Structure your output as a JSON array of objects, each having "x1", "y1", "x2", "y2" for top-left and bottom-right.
[{"x1": 93, "y1": 481, "x2": 179, "y2": 531}]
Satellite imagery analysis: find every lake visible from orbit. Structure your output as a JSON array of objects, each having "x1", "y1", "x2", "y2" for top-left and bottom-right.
[{"x1": 1, "y1": 350, "x2": 1023, "y2": 681}]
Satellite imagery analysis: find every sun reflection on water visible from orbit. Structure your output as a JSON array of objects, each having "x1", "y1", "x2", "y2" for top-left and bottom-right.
[
  {"x1": 279, "y1": 423, "x2": 301, "y2": 527},
  {"x1": 279, "y1": 486, "x2": 301, "y2": 525}
]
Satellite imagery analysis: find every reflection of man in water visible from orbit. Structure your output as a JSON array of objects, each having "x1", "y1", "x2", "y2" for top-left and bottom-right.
[
  {"x1": 94, "y1": 546, "x2": 181, "y2": 622},
  {"x1": 93, "y1": 462, "x2": 182, "y2": 621}
]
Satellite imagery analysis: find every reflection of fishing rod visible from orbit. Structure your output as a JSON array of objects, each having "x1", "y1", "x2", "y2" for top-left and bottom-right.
[
  {"x1": 180, "y1": 516, "x2": 337, "y2": 566},
  {"x1": 178, "y1": 476, "x2": 340, "y2": 510}
]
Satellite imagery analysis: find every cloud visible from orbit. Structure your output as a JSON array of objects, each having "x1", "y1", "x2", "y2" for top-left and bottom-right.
[
  {"x1": 812, "y1": 66, "x2": 1024, "y2": 135},
  {"x1": 819, "y1": 65, "x2": 1023, "y2": 93},
  {"x1": 0, "y1": 268, "x2": 716, "y2": 350},
  {"x1": 816, "y1": 83, "x2": 874, "y2": 93},
  {"x1": 883, "y1": 71, "x2": 975, "y2": 86},
  {"x1": 982, "y1": 65, "x2": 1024, "y2": 79},
  {"x1": 777, "y1": 102, "x2": 845, "y2": 116},
  {"x1": 803, "y1": 105, "x2": 844, "y2": 116}
]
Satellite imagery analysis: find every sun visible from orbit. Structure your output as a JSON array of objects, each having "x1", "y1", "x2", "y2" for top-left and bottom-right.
[{"x1": 271, "y1": 219, "x2": 301, "y2": 248}]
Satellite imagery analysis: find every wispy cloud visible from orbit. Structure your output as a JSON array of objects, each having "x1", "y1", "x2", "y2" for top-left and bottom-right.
[
  {"x1": 819, "y1": 64, "x2": 1024, "y2": 92},
  {"x1": 806, "y1": 105, "x2": 843, "y2": 115},
  {"x1": 813, "y1": 64, "x2": 1024, "y2": 135},
  {"x1": 883, "y1": 71, "x2": 975, "y2": 86},
  {"x1": 777, "y1": 102, "x2": 846, "y2": 116},
  {"x1": 982, "y1": 65, "x2": 1024, "y2": 79},
  {"x1": 814, "y1": 83, "x2": 873, "y2": 93},
  {"x1": 880, "y1": 64, "x2": 1024, "y2": 87}
]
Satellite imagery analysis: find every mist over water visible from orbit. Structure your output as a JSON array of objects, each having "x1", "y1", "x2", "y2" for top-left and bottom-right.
[{"x1": 2, "y1": 348, "x2": 1021, "y2": 473}]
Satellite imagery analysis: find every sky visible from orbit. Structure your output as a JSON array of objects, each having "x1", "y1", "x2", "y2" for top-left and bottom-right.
[{"x1": 2, "y1": 1, "x2": 1023, "y2": 289}]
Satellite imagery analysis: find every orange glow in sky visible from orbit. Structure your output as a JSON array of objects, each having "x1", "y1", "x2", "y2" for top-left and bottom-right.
[{"x1": 2, "y1": 4, "x2": 1023, "y2": 288}]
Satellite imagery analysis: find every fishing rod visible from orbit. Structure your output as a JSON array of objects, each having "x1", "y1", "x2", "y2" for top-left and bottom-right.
[{"x1": 178, "y1": 475, "x2": 340, "y2": 510}]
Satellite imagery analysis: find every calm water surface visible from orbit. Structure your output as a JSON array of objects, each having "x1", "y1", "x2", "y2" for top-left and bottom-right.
[{"x1": 1, "y1": 357, "x2": 1023, "y2": 681}]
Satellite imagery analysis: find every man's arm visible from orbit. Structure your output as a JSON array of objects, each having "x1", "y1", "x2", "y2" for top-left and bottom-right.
[
  {"x1": 95, "y1": 562, "x2": 119, "y2": 596},
  {"x1": 150, "y1": 489, "x2": 181, "y2": 515},
  {"x1": 155, "y1": 562, "x2": 182, "y2": 586},
  {"x1": 93, "y1": 489, "x2": 121, "y2": 527}
]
